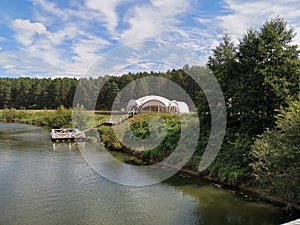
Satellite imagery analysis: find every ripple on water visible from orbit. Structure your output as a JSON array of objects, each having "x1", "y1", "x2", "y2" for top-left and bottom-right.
[{"x1": 0, "y1": 122, "x2": 293, "y2": 225}]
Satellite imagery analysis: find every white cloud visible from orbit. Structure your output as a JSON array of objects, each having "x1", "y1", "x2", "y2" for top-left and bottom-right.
[
  {"x1": 71, "y1": 37, "x2": 110, "y2": 66},
  {"x1": 32, "y1": 0, "x2": 67, "y2": 20},
  {"x1": 9, "y1": 19, "x2": 67, "y2": 73},
  {"x1": 3, "y1": 64, "x2": 15, "y2": 70},
  {"x1": 120, "y1": 0, "x2": 189, "y2": 43},
  {"x1": 84, "y1": 0, "x2": 122, "y2": 33},
  {"x1": 11, "y1": 19, "x2": 50, "y2": 46},
  {"x1": 217, "y1": 0, "x2": 300, "y2": 44},
  {"x1": 9, "y1": 18, "x2": 101, "y2": 75},
  {"x1": 3, "y1": 0, "x2": 300, "y2": 78},
  {"x1": 5, "y1": 1, "x2": 204, "y2": 77}
]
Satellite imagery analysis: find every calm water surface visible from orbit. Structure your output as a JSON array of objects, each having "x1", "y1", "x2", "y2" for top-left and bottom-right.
[{"x1": 0, "y1": 123, "x2": 292, "y2": 225}]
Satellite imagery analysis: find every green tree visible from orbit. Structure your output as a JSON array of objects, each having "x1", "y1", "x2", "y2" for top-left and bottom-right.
[
  {"x1": 207, "y1": 17, "x2": 300, "y2": 184},
  {"x1": 208, "y1": 34, "x2": 239, "y2": 127},
  {"x1": 45, "y1": 105, "x2": 72, "y2": 128},
  {"x1": 251, "y1": 98, "x2": 300, "y2": 206},
  {"x1": 3, "y1": 81, "x2": 12, "y2": 108},
  {"x1": 238, "y1": 17, "x2": 300, "y2": 134}
]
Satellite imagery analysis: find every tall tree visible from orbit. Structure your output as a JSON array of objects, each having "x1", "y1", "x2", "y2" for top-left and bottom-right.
[
  {"x1": 208, "y1": 34, "x2": 239, "y2": 127},
  {"x1": 209, "y1": 17, "x2": 300, "y2": 134},
  {"x1": 238, "y1": 17, "x2": 300, "y2": 133}
]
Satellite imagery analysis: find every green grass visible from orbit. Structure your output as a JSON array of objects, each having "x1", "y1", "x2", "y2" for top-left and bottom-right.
[
  {"x1": 0, "y1": 109, "x2": 116, "y2": 128},
  {"x1": 0, "y1": 109, "x2": 54, "y2": 125}
]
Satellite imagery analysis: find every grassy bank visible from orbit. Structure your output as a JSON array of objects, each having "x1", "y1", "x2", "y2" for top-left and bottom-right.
[
  {"x1": 97, "y1": 113, "x2": 300, "y2": 212},
  {"x1": 97, "y1": 113, "x2": 248, "y2": 183},
  {"x1": 0, "y1": 109, "x2": 54, "y2": 125},
  {"x1": 1, "y1": 109, "x2": 299, "y2": 212},
  {"x1": 0, "y1": 108, "x2": 109, "y2": 129}
]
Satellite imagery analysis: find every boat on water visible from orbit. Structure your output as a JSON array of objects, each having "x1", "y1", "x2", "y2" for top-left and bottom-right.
[{"x1": 50, "y1": 128, "x2": 86, "y2": 142}]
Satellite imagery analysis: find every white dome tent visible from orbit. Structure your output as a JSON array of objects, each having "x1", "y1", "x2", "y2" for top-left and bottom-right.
[{"x1": 126, "y1": 95, "x2": 190, "y2": 114}]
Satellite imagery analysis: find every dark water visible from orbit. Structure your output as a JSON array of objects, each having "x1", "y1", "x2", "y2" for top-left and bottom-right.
[{"x1": 0, "y1": 123, "x2": 292, "y2": 225}]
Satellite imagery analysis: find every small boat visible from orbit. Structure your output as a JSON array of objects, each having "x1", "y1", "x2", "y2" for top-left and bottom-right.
[{"x1": 50, "y1": 128, "x2": 86, "y2": 142}]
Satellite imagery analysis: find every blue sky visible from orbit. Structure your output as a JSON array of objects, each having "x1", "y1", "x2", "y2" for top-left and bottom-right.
[{"x1": 0, "y1": 0, "x2": 299, "y2": 78}]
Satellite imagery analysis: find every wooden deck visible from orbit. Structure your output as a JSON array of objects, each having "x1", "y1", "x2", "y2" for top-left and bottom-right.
[
  {"x1": 50, "y1": 128, "x2": 86, "y2": 142},
  {"x1": 50, "y1": 112, "x2": 135, "y2": 141},
  {"x1": 101, "y1": 112, "x2": 134, "y2": 126}
]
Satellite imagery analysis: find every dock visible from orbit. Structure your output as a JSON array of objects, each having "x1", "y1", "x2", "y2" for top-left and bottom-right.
[
  {"x1": 50, "y1": 128, "x2": 86, "y2": 142},
  {"x1": 50, "y1": 112, "x2": 135, "y2": 141},
  {"x1": 101, "y1": 112, "x2": 134, "y2": 126}
]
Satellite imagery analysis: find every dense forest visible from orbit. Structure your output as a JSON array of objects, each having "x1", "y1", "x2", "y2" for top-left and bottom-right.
[
  {"x1": 1, "y1": 17, "x2": 299, "y2": 208},
  {"x1": 0, "y1": 70, "x2": 201, "y2": 111}
]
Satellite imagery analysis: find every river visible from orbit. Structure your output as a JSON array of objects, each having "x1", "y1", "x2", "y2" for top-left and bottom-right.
[{"x1": 0, "y1": 123, "x2": 293, "y2": 225}]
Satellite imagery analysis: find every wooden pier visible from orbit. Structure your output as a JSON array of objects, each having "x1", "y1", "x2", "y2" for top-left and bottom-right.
[
  {"x1": 50, "y1": 112, "x2": 135, "y2": 141},
  {"x1": 102, "y1": 112, "x2": 134, "y2": 126},
  {"x1": 50, "y1": 128, "x2": 86, "y2": 142}
]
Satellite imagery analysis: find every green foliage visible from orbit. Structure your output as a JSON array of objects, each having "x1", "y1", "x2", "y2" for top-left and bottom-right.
[
  {"x1": 209, "y1": 17, "x2": 300, "y2": 134},
  {"x1": 0, "y1": 77, "x2": 79, "y2": 109},
  {"x1": 208, "y1": 129, "x2": 253, "y2": 185},
  {"x1": 98, "y1": 126, "x2": 122, "y2": 150},
  {"x1": 207, "y1": 16, "x2": 300, "y2": 190},
  {"x1": 130, "y1": 119, "x2": 151, "y2": 139},
  {"x1": 0, "y1": 69, "x2": 203, "y2": 111},
  {"x1": 251, "y1": 99, "x2": 300, "y2": 206},
  {"x1": 137, "y1": 114, "x2": 181, "y2": 161},
  {"x1": 217, "y1": 165, "x2": 246, "y2": 185},
  {"x1": 44, "y1": 106, "x2": 72, "y2": 128},
  {"x1": 72, "y1": 104, "x2": 93, "y2": 130},
  {"x1": 3, "y1": 108, "x2": 17, "y2": 122}
]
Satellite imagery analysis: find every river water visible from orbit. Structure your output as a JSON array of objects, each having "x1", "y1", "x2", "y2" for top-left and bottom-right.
[{"x1": 0, "y1": 123, "x2": 293, "y2": 225}]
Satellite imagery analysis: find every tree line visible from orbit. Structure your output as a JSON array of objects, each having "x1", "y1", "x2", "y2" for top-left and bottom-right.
[
  {"x1": 0, "y1": 77, "x2": 78, "y2": 109},
  {"x1": 0, "y1": 69, "x2": 201, "y2": 111}
]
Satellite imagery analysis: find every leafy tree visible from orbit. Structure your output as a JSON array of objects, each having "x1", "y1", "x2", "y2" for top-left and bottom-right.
[
  {"x1": 251, "y1": 98, "x2": 300, "y2": 206},
  {"x1": 208, "y1": 34, "x2": 239, "y2": 127},
  {"x1": 3, "y1": 82, "x2": 12, "y2": 108},
  {"x1": 209, "y1": 17, "x2": 300, "y2": 134},
  {"x1": 207, "y1": 17, "x2": 300, "y2": 184},
  {"x1": 238, "y1": 17, "x2": 300, "y2": 134},
  {"x1": 44, "y1": 105, "x2": 72, "y2": 128}
]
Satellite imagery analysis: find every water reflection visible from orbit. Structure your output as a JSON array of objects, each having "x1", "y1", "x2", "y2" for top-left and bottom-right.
[
  {"x1": 0, "y1": 123, "x2": 293, "y2": 225},
  {"x1": 52, "y1": 141, "x2": 85, "y2": 151}
]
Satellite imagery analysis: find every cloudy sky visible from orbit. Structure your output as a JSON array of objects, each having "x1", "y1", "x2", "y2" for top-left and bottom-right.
[{"x1": 0, "y1": 0, "x2": 299, "y2": 78}]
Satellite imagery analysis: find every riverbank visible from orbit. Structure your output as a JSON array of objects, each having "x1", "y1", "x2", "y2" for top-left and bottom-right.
[
  {"x1": 1, "y1": 109, "x2": 299, "y2": 214},
  {"x1": 98, "y1": 114, "x2": 300, "y2": 214},
  {"x1": 115, "y1": 147, "x2": 292, "y2": 209},
  {"x1": 1, "y1": 121, "x2": 292, "y2": 225},
  {"x1": 117, "y1": 146, "x2": 300, "y2": 214}
]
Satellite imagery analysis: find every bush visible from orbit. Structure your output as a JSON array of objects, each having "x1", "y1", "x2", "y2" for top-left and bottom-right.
[
  {"x1": 44, "y1": 106, "x2": 72, "y2": 128},
  {"x1": 251, "y1": 99, "x2": 300, "y2": 206},
  {"x1": 3, "y1": 108, "x2": 17, "y2": 122},
  {"x1": 208, "y1": 129, "x2": 253, "y2": 185},
  {"x1": 98, "y1": 126, "x2": 122, "y2": 150}
]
